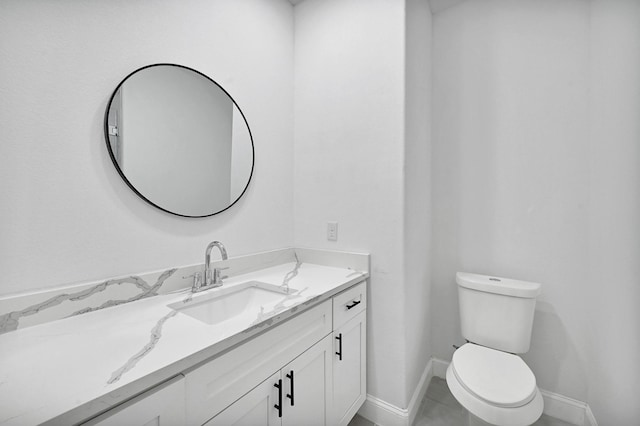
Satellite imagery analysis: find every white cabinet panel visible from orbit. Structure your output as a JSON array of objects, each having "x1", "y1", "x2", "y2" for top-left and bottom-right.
[
  {"x1": 282, "y1": 334, "x2": 333, "y2": 426},
  {"x1": 206, "y1": 335, "x2": 333, "y2": 426},
  {"x1": 205, "y1": 372, "x2": 281, "y2": 426},
  {"x1": 185, "y1": 300, "x2": 332, "y2": 426},
  {"x1": 82, "y1": 375, "x2": 185, "y2": 426},
  {"x1": 333, "y1": 311, "x2": 367, "y2": 426}
]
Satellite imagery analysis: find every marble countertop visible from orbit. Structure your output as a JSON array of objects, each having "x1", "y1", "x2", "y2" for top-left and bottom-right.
[{"x1": 0, "y1": 261, "x2": 368, "y2": 426}]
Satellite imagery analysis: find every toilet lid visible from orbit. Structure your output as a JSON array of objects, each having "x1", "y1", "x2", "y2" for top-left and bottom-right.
[{"x1": 451, "y1": 344, "x2": 537, "y2": 408}]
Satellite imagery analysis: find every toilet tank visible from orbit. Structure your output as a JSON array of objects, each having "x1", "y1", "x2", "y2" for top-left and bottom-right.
[{"x1": 456, "y1": 272, "x2": 541, "y2": 354}]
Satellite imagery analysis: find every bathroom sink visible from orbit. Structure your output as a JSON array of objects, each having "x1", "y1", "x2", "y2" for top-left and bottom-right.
[{"x1": 168, "y1": 281, "x2": 294, "y2": 325}]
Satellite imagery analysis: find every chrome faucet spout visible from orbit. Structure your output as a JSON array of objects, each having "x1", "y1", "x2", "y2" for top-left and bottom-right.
[
  {"x1": 205, "y1": 241, "x2": 228, "y2": 266},
  {"x1": 202, "y1": 241, "x2": 228, "y2": 289}
]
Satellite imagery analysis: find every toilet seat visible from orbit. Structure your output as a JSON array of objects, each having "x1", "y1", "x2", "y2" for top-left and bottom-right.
[
  {"x1": 446, "y1": 344, "x2": 544, "y2": 426},
  {"x1": 451, "y1": 343, "x2": 536, "y2": 408}
]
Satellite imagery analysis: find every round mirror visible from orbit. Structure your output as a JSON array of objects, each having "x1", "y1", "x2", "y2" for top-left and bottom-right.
[{"x1": 104, "y1": 64, "x2": 254, "y2": 217}]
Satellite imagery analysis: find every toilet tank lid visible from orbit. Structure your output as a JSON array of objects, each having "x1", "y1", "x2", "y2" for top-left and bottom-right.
[{"x1": 456, "y1": 272, "x2": 541, "y2": 298}]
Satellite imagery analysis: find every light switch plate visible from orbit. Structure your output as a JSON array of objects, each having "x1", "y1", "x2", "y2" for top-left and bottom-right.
[{"x1": 327, "y1": 222, "x2": 338, "y2": 241}]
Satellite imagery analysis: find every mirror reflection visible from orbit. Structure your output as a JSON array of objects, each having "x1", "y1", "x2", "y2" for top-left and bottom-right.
[{"x1": 105, "y1": 64, "x2": 254, "y2": 217}]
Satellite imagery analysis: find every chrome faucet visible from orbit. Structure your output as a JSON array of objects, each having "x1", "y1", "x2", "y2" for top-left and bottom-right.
[{"x1": 192, "y1": 241, "x2": 229, "y2": 292}]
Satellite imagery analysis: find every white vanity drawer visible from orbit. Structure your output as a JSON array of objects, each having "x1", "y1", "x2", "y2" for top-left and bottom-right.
[
  {"x1": 184, "y1": 299, "x2": 332, "y2": 426},
  {"x1": 333, "y1": 281, "x2": 366, "y2": 329}
]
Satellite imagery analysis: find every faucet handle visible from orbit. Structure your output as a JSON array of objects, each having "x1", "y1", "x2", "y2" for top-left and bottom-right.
[
  {"x1": 215, "y1": 266, "x2": 229, "y2": 276},
  {"x1": 192, "y1": 272, "x2": 202, "y2": 290},
  {"x1": 213, "y1": 267, "x2": 229, "y2": 284}
]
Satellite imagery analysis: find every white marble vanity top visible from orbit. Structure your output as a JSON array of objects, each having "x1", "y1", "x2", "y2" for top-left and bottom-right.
[{"x1": 0, "y1": 258, "x2": 368, "y2": 425}]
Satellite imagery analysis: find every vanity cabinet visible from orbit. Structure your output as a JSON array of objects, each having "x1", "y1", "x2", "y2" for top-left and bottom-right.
[
  {"x1": 185, "y1": 300, "x2": 333, "y2": 426},
  {"x1": 206, "y1": 334, "x2": 333, "y2": 426},
  {"x1": 82, "y1": 280, "x2": 366, "y2": 426},
  {"x1": 82, "y1": 375, "x2": 186, "y2": 426},
  {"x1": 191, "y1": 281, "x2": 367, "y2": 426},
  {"x1": 332, "y1": 282, "x2": 367, "y2": 426}
]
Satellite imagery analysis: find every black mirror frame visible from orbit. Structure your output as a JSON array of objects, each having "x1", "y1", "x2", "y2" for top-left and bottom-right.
[{"x1": 103, "y1": 63, "x2": 255, "y2": 218}]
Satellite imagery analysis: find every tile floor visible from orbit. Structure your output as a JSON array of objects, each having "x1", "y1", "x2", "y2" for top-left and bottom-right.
[{"x1": 348, "y1": 377, "x2": 577, "y2": 426}]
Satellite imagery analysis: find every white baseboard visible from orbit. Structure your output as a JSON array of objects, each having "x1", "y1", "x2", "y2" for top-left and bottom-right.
[
  {"x1": 540, "y1": 389, "x2": 590, "y2": 426},
  {"x1": 364, "y1": 357, "x2": 598, "y2": 426},
  {"x1": 407, "y1": 359, "x2": 433, "y2": 426},
  {"x1": 358, "y1": 359, "x2": 433, "y2": 426},
  {"x1": 431, "y1": 357, "x2": 449, "y2": 378},
  {"x1": 358, "y1": 394, "x2": 408, "y2": 426}
]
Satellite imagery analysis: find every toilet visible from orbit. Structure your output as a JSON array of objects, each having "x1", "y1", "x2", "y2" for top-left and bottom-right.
[{"x1": 446, "y1": 272, "x2": 544, "y2": 426}]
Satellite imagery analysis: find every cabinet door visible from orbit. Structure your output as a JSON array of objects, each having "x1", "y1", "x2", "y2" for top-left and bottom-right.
[
  {"x1": 333, "y1": 311, "x2": 367, "y2": 426},
  {"x1": 185, "y1": 301, "x2": 332, "y2": 426},
  {"x1": 281, "y1": 334, "x2": 333, "y2": 426},
  {"x1": 83, "y1": 375, "x2": 185, "y2": 426},
  {"x1": 205, "y1": 371, "x2": 282, "y2": 426}
]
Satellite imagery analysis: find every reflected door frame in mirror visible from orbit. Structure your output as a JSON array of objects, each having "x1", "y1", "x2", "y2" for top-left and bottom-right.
[{"x1": 104, "y1": 63, "x2": 254, "y2": 218}]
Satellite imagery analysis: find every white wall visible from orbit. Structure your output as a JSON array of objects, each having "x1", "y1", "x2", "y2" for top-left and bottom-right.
[
  {"x1": 294, "y1": 0, "x2": 434, "y2": 411},
  {"x1": 404, "y1": 0, "x2": 433, "y2": 404},
  {"x1": 432, "y1": 0, "x2": 640, "y2": 422},
  {"x1": 0, "y1": 0, "x2": 294, "y2": 295},
  {"x1": 586, "y1": 1, "x2": 640, "y2": 423},
  {"x1": 293, "y1": 0, "x2": 410, "y2": 409}
]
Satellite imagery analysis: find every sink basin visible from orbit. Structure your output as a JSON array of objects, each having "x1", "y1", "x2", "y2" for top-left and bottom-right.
[{"x1": 168, "y1": 281, "x2": 295, "y2": 325}]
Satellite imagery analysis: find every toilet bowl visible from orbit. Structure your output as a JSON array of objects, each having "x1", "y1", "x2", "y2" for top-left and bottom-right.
[
  {"x1": 446, "y1": 272, "x2": 544, "y2": 426},
  {"x1": 446, "y1": 343, "x2": 543, "y2": 426}
]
